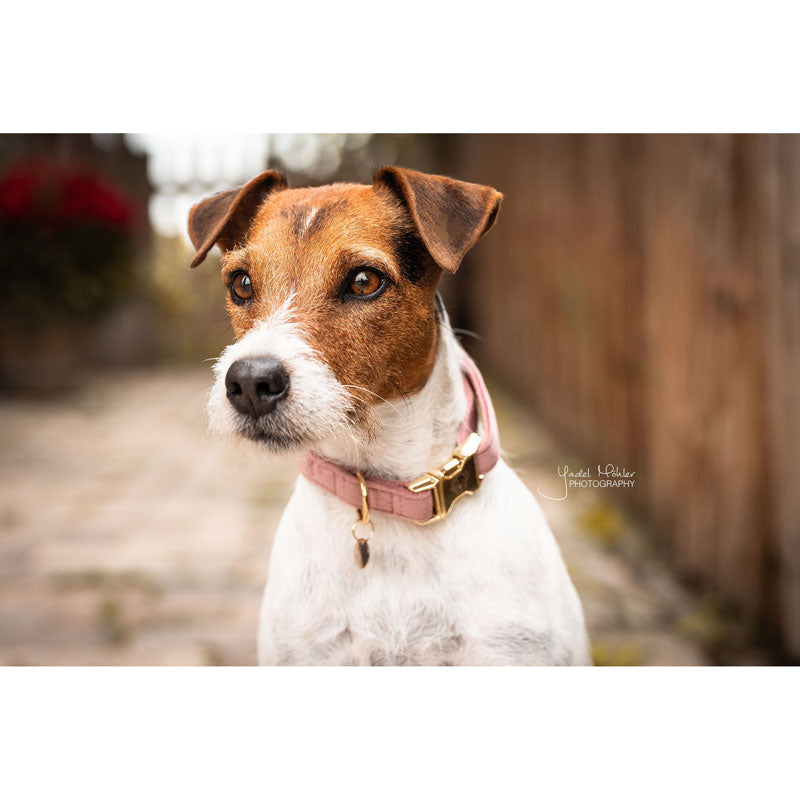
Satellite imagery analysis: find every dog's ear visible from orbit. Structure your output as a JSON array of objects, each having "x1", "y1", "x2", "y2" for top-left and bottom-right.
[
  {"x1": 373, "y1": 166, "x2": 502, "y2": 274},
  {"x1": 187, "y1": 170, "x2": 287, "y2": 268}
]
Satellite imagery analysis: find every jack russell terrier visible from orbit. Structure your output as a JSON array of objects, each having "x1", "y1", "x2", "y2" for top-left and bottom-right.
[{"x1": 188, "y1": 166, "x2": 590, "y2": 666}]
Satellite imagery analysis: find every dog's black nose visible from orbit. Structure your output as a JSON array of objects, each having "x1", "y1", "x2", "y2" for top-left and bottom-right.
[{"x1": 225, "y1": 358, "x2": 289, "y2": 417}]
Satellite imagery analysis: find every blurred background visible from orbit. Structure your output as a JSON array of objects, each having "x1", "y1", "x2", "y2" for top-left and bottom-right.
[{"x1": 0, "y1": 133, "x2": 797, "y2": 665}]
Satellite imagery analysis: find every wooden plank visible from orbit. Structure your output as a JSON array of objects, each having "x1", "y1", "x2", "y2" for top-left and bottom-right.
[{"x1": 766, "y1": 136, "x2": 800, "y2": 656}]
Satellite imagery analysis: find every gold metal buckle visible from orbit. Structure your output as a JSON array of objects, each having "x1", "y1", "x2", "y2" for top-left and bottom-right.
[{"x1": 407, "y1": 432, "x2": 484, "y2": 525}]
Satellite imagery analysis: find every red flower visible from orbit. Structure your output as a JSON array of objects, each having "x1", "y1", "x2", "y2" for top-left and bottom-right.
[
  {"x1": 60, "y1": 173, "x2": 133, "y2": 228},
  {"x1": 0, "y1": 162, "x2": 42, "y2": 219},
  {"x1": 0, "y1": 158, "x2": 135, "y2": 231}
]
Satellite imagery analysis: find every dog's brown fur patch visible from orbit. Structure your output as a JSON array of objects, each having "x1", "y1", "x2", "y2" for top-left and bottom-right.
[{"x1": 220, "y1": 182, "x2": 440, "y2": 403}]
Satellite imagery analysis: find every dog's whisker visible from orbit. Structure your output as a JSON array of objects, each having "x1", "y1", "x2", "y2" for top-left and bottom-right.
[
  {"x1": 211, "y1": 324, "x2": 234, "y2": 342},
  {"x1": 387, "y1": 378, "x2": 414, "y2": 416},
  {"x1": 449, "y1": 326, "x2": 483, "y2": 341},
  {"x1": 340, "y1": 385, "x2": 402, "y2": 415}
]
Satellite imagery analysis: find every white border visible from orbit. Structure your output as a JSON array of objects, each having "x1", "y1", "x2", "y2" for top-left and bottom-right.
[
  {"x1": 0, "y1": 667, "x2": 797, "y2": 798},
  {"x1": 2, "y1": 2, "x2": 799, "y2": 132}
]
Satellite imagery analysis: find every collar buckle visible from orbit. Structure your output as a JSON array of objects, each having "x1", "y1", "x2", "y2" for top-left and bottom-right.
[{"x1": 407, "y1": 432, "x2": 484, "y2": 525}]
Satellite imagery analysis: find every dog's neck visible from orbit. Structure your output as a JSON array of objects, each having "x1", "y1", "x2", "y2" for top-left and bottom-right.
[{"x1": 317, "y1": 321, "x2": 467, "y2": 482}]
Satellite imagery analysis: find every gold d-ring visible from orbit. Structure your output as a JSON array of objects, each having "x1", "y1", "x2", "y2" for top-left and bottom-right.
[{"x1": 351, "y1": 518, "x2": 375, "y2": 542}]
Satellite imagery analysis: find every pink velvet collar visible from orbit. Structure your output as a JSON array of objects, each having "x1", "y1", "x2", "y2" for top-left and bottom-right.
[{"x1": 298, "y1": 353, "x2": 500, "y2": 525}]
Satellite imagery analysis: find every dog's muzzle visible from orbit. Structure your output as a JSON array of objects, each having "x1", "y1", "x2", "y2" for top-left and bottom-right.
[{"x1": 225, "y1": 357, "x2": 289, "y2": 417}]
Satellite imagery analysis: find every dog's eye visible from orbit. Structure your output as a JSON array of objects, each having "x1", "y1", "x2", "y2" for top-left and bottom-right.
[
  {"x1": 346, "y1": 268, "x2": 384, "y2": 299},
  {"x1": 231, "y1": 272, "x2": 254, "y2": 303}
]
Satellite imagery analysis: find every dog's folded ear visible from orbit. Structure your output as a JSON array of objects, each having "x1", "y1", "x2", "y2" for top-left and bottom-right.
[
  {"x1": 187, "y1": 170, "x2": 287, "y2": 268},
  {"x1": 373, "y1": 166, "x2": 502, "y2": 274}
]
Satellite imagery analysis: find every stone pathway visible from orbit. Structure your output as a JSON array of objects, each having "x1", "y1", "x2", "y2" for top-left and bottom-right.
[{"x1": 0, "y1": 367, "x2": 766, "y2": 665}]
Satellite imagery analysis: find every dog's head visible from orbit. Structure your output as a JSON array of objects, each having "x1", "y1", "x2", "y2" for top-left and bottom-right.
[{"x1": 189, "y1": 166, "x2": 502, "y2": 451}]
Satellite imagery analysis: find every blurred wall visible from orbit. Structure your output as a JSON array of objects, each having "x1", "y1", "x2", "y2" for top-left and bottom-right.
[{"x1": 441, "y1": 134, "x2": 800, "y2": 658}]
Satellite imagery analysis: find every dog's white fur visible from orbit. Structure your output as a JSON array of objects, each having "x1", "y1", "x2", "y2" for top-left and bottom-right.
[
  {"x1": 209, "y1": 302, "x2": 591, "y2": 665},
  {"x1": 208, "y1": 296, "x2": 354, "y2": 448}
]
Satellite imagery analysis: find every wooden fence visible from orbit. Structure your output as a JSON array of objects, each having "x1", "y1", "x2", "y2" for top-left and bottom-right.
[{"x1": 440, "y1": 135, "x2": 800, "y2": 658}]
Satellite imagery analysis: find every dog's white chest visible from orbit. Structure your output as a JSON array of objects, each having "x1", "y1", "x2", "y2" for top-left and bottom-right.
[{"x1": 258, "y1": 463, "x2": 590, "y2": 666}]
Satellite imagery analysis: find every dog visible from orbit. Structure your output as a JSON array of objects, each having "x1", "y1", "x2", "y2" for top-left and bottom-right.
[{"x1": 188, "y1": 166, "x2": 591, "y2": 666}]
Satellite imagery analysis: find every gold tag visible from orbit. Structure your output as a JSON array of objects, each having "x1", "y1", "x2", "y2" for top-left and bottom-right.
[{"x1": 354, "y1": 539, "x2": 370, "y2": 569}]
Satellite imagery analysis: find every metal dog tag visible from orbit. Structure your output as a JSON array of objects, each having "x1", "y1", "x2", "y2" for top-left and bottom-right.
[{"x1": 354, "y1": 538, "x2": 370, "y2": 569}]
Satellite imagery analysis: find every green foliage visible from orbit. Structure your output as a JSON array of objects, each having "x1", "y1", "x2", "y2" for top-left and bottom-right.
[
  {"x1": 673, "y1": 597, "x2": 731, "y2": 652},
  {"x1": 577, "y1": 501, "x2": 625, "y2": 547},
  {"x1": 97, "y1": 598, "x2": 130, "y2": 647},
  {"x1": 591, "y1": 640, "x2": 645, "y2": 666}
]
